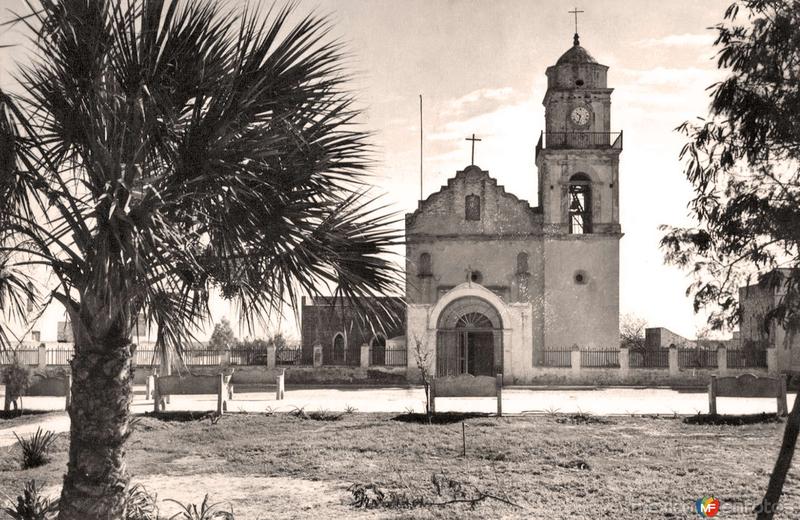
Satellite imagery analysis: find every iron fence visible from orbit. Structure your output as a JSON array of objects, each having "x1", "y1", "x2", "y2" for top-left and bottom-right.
[
  {"x1": 184, "y1": 349, "x2": 225, "y2": 366},
  {"x1": 134, "y1": 349, "x2": 161, "y2": 367},
  {"x1": 629, "y1": 348, "x2": 670, "y2": 369},
  {"x1": 727, "y1": 349, "x2": 767, "y2": 369},
  {"x1": 581, "y1": 349, "x2": 620, "y2": 368},
  {"x1": 276, "y1": 348, "x2": 302, "y2": 366},
  {"x1": 46, "y1": 347, "x2": 74, "y2": 366},
  {"x1": 678, "y1": 348, "x2": 718, "y2": 369},
  {"x1": 542, "y1": 349, "x2": 572, "y2": 367},
  {"x1": 322, "y1": 344, "x2": 360, "y2": 366},
  {"x1": 0, "y1": 349, "x2": 38, "y2": 365},
  {"x1": 371, "y1": 347, "x2": 407, "y2": 367},
  {"x1": 228, "y1": 346, "x2": 269, "y2": 365}
]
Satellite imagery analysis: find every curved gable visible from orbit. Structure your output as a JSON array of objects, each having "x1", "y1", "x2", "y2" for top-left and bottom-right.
[{"x1": 406, "y1": 165, "x2": 541, "y2": 237}]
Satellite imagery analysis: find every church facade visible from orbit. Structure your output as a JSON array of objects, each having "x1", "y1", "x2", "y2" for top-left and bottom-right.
[
  {"x1": 300, "y1": 36, "x2": 623, "y2": 383},
  {"x1": 406, "y1": 36, "x2": 622, "y2": 384}
]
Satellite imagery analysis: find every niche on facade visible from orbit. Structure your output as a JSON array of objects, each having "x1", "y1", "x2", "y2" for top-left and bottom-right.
[{"x1": 573, "y1": 270, "x2": 589, "y2": 285}]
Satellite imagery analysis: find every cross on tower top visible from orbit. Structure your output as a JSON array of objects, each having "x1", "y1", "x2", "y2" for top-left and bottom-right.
[
  {"x1": 569, "y1": 7, "x2": 584, "y2": 46},
  {"x1": 465, "y1": 133, "x2": 482, "y2": 165}
]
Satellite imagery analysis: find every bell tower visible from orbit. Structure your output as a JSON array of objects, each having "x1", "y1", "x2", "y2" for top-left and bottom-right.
[
  {"x1": 535, "y1": 33, "x2": 621, "y2": 235},
  {"x1": 534, "y1": 28, "x2": 622, "y2": 353}
]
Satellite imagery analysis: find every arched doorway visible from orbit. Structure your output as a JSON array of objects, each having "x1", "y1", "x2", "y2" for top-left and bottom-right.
[{"x1": 436, "y1": 297, "x2": 502, "y2": 377}]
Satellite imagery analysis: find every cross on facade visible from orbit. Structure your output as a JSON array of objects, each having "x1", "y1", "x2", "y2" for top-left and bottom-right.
[{"x1": 465, "y1": 133, "x2": 481, "y2": 165}]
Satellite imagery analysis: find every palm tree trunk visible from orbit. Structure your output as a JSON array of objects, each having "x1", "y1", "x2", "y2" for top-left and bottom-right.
[
  {"x1": 757, "y1": 376, "x2": 799, "y2": 520},
  {"x1": 58, "y1": 333, "x2": 134, "y2": 520}
]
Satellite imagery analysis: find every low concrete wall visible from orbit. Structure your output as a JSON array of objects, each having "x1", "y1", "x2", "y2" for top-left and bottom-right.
[{"x1": 506, "y1": 366, "x2": 770, "y2": 386}]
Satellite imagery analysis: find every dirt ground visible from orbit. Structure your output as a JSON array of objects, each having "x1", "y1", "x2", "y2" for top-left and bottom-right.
[{"x1": 1, "y1": 411, "x2": 799, "y2": 519}]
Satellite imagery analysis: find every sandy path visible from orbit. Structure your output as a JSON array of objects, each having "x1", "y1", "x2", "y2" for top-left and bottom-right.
[{"x1": 0, "y1": 413, "x2": 70, "y2": 447}]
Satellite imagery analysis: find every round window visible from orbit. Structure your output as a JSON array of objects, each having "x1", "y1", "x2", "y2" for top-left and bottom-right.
[
  {"x1": 470, "y1": 271, "x2": 483, "y2": 284},
  {"x1": 575, "y1": 79, "x2": 585, "y2": 86},
  {"x1": 574, "y1": 270, "x2": 588, "y2": 285}
]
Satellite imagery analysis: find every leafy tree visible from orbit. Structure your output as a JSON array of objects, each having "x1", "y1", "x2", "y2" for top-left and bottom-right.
[
  {"x1": 660, "y1": 1, "x2": 800, "y2": 517},
  {"x1": 268, "y1": 333, "x2": 288, "y2": 351},
  {"x1": 0, "y1": 1, "x2": 401, "y2": 517},
  {"x1": 619, "y1": 314, "x2": 647, "y2": 350},
  {"x1": 207, "y1": 319, "x2": 236, "y2": 351},
  {"x1": 2, "y1": 360, "x2": 31, "y2": 411}
]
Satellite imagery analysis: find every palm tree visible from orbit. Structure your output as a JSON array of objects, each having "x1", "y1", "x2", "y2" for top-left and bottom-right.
[{"x1": 0, "y1": 1, "x2": 402, "y2": 518}]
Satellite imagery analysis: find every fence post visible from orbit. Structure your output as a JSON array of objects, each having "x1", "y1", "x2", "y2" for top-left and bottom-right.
[
  {"x1": 778, "y1": 375, "x2": 788, "y2": 416},
  {"x1": 266, "y1": 344, "x2": 276, "y2": 369},
  {"x1": 145, "y1": 375, "x2": 154, "y2": 401},
  {"x1": 496, "y1": 373, "x2": 502, "y2": 417},
  {"x1": 217, "y1": 373, "x2": 225, "y2": 415},
  {"x1": 619, "y1": 347, "x2": 629, "y2": 378},
  {"x1": 222, "y1": 349, "x2": 231, "y2": 365},
  {"x1": 360, "y1": 344, "x2": 370, "y2": 368},
  {"x1": 708, "y1": 375, "x2": 718, "y2": 415},
  {"x1": 668, "y1": 346, "x2": 679, "y2": 377},
  {"x1": 313, "y1": 343, "x2": 323, "y2": 367},
  {"x1": 38, "y1": 343, "x2": 47, "y2": 369},
  {"x1": 570, "y1": 344, "x2": 581, "y2": 377},
  {"x1": 767, "y1": 347, "x2": 778, "y2": 375},
  {"x1": 717, "y1": 345, "x2": 728, "y2": 376}
]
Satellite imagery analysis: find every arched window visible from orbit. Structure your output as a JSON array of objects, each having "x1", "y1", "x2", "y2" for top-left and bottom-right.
[
  {"x1": 419, "y1": 252, "x2": 432, "y2": 277},
  {"x1": 568, "y1": 173, "x2": 592, "y2": 234},
  {"x1": 332, "y1": 333, "x2": 345, "y2": 364},
  {"x1": 516, "y1": 252, "x2": 529, "y2": 275},
  {"x1": 465, "y1": 194, "x2": 481, "y2": 221}
]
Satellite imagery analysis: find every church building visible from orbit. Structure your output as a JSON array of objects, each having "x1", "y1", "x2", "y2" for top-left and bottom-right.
[{"x1": 302, "y1": 33, "x2": 623, "y2": 384}]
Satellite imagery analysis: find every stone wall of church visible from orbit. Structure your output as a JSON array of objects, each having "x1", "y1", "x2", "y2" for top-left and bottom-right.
[{"x1": 542, "y1": 237, "x2": 620, "y2": 350}]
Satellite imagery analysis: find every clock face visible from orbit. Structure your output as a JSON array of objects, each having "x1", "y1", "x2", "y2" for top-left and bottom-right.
[{"x1": 570, "y1": 106, "x2": 591, "y2": 126}]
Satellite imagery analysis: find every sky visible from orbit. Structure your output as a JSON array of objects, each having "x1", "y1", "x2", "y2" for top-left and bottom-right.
[{"x1": 0, "y1": 0, "x2": 735, "y2": 341}]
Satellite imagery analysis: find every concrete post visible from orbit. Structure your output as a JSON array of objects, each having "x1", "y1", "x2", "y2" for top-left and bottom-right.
[
  {"x1": 360, "y1": 344, "x2": 370, "y2": 368},
  {"x1": 570, "y1": 344, "x2": 581, "y2": 377},
  {"x1": 619, "y1": 347, "x2": 629, "y2": 378},
  {"x1": 668, "y1": 346, "x2": 679, "y2": 377},
  {"x1": 313, "y1": 343, "x2": 323, "y2": 367},
  {"x1": 717, "y1": 346, "x2": 728, "y2": 376},
  {"x1": 222, "y1": 349, "x2": 231, "y2": 365},
  {"x1": 276, "y1": 369, "x2": 285, "y2": 400},
  {"x1": 38, "y1": 343, "x2": 47, "y2": 369},
  {"x1": 145, "y1": 375, "x2": 152, "y2": 400},
  {"x1": 767, "y1": 347, "x2": 779, "y2": 375},
  {"x1": 266, "y1": 345, "x2": 276, "y2": 369}
]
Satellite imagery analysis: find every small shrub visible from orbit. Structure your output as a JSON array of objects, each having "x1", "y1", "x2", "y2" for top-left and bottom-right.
[
  {"x1": 15, "y1": 428, "x2": 57, "y2": 469},
  {"x1": 2, "y1": 361, "x2": 32, "y2": 410},
  {"x1": 124, "y1": 484, "x2": 157, "y2": 520},
  {"x1": 165, "y1": 495, "x2": 234, "y2": 520},
  {"x1": 344, "y1": 404, "x2": 357, "y2": 414},
  {"x1": 2, "y1": 479, "x2": 58, "y2": 520},
  {"x1": 307, "y1": 409, "x2": 343, "y2": 421}
]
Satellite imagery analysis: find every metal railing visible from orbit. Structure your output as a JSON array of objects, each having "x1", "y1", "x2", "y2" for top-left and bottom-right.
[
  {"x1": 581, "y1": 349, "x2": 620, "y2": 368},
  {"x1": 727, "y1": 349, "x2": 767, "y2": 369},
  {"x1": 0, "y1": 349, "x2": 38, "y2": 365},
  {"x1": 629, "y1": 348, "x2": 670, "y2": 369},
  {"x1": 276, "y1": 348, "x2": 302, "y2": 366},
  {"x1": 536, "y1": 131, "x2": 623, "y2": 159},
  {"x1": 542, "y1": 349, "x2": 572, "y2": 367},
  {"x1": 46, "y1": 347, "x2": 74, "y2": 366},
  {"x1": 678, "y1": 348, "x2": 718, "y2": 369},
  {"x1": 371, "y1": 347, "x2": 407, "y2": 367}
]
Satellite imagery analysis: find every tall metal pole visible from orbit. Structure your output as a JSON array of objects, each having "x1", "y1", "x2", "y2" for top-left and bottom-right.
[{"x1": 419, "y1": 94, "x2": 423, "y2": 201}]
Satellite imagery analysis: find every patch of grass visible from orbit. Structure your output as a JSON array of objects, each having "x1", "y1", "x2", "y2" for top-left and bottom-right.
[
  {"x1": 555, "y1": 411, "x2": 612, "y2": 425},
  {"x1": 0, "y1": 410, "x2": 52, "y2": 421},
  {"x1": 683, "y1": 412, "x2": 783, "y2": 426},
  {"x1": 141, "y1": 411, "x2": 213, "y2": 423},
  {"x1": 392, "y1": 412, "x2": 488, "y2": 424},
  {"x1": 15, "y1": 428, "x2": 57, "y2": 469}
]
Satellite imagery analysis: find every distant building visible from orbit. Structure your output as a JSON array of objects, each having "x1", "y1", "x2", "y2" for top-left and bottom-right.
[{"x1": 739, "y1": 269, "x2": 800, "y2": 372}]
